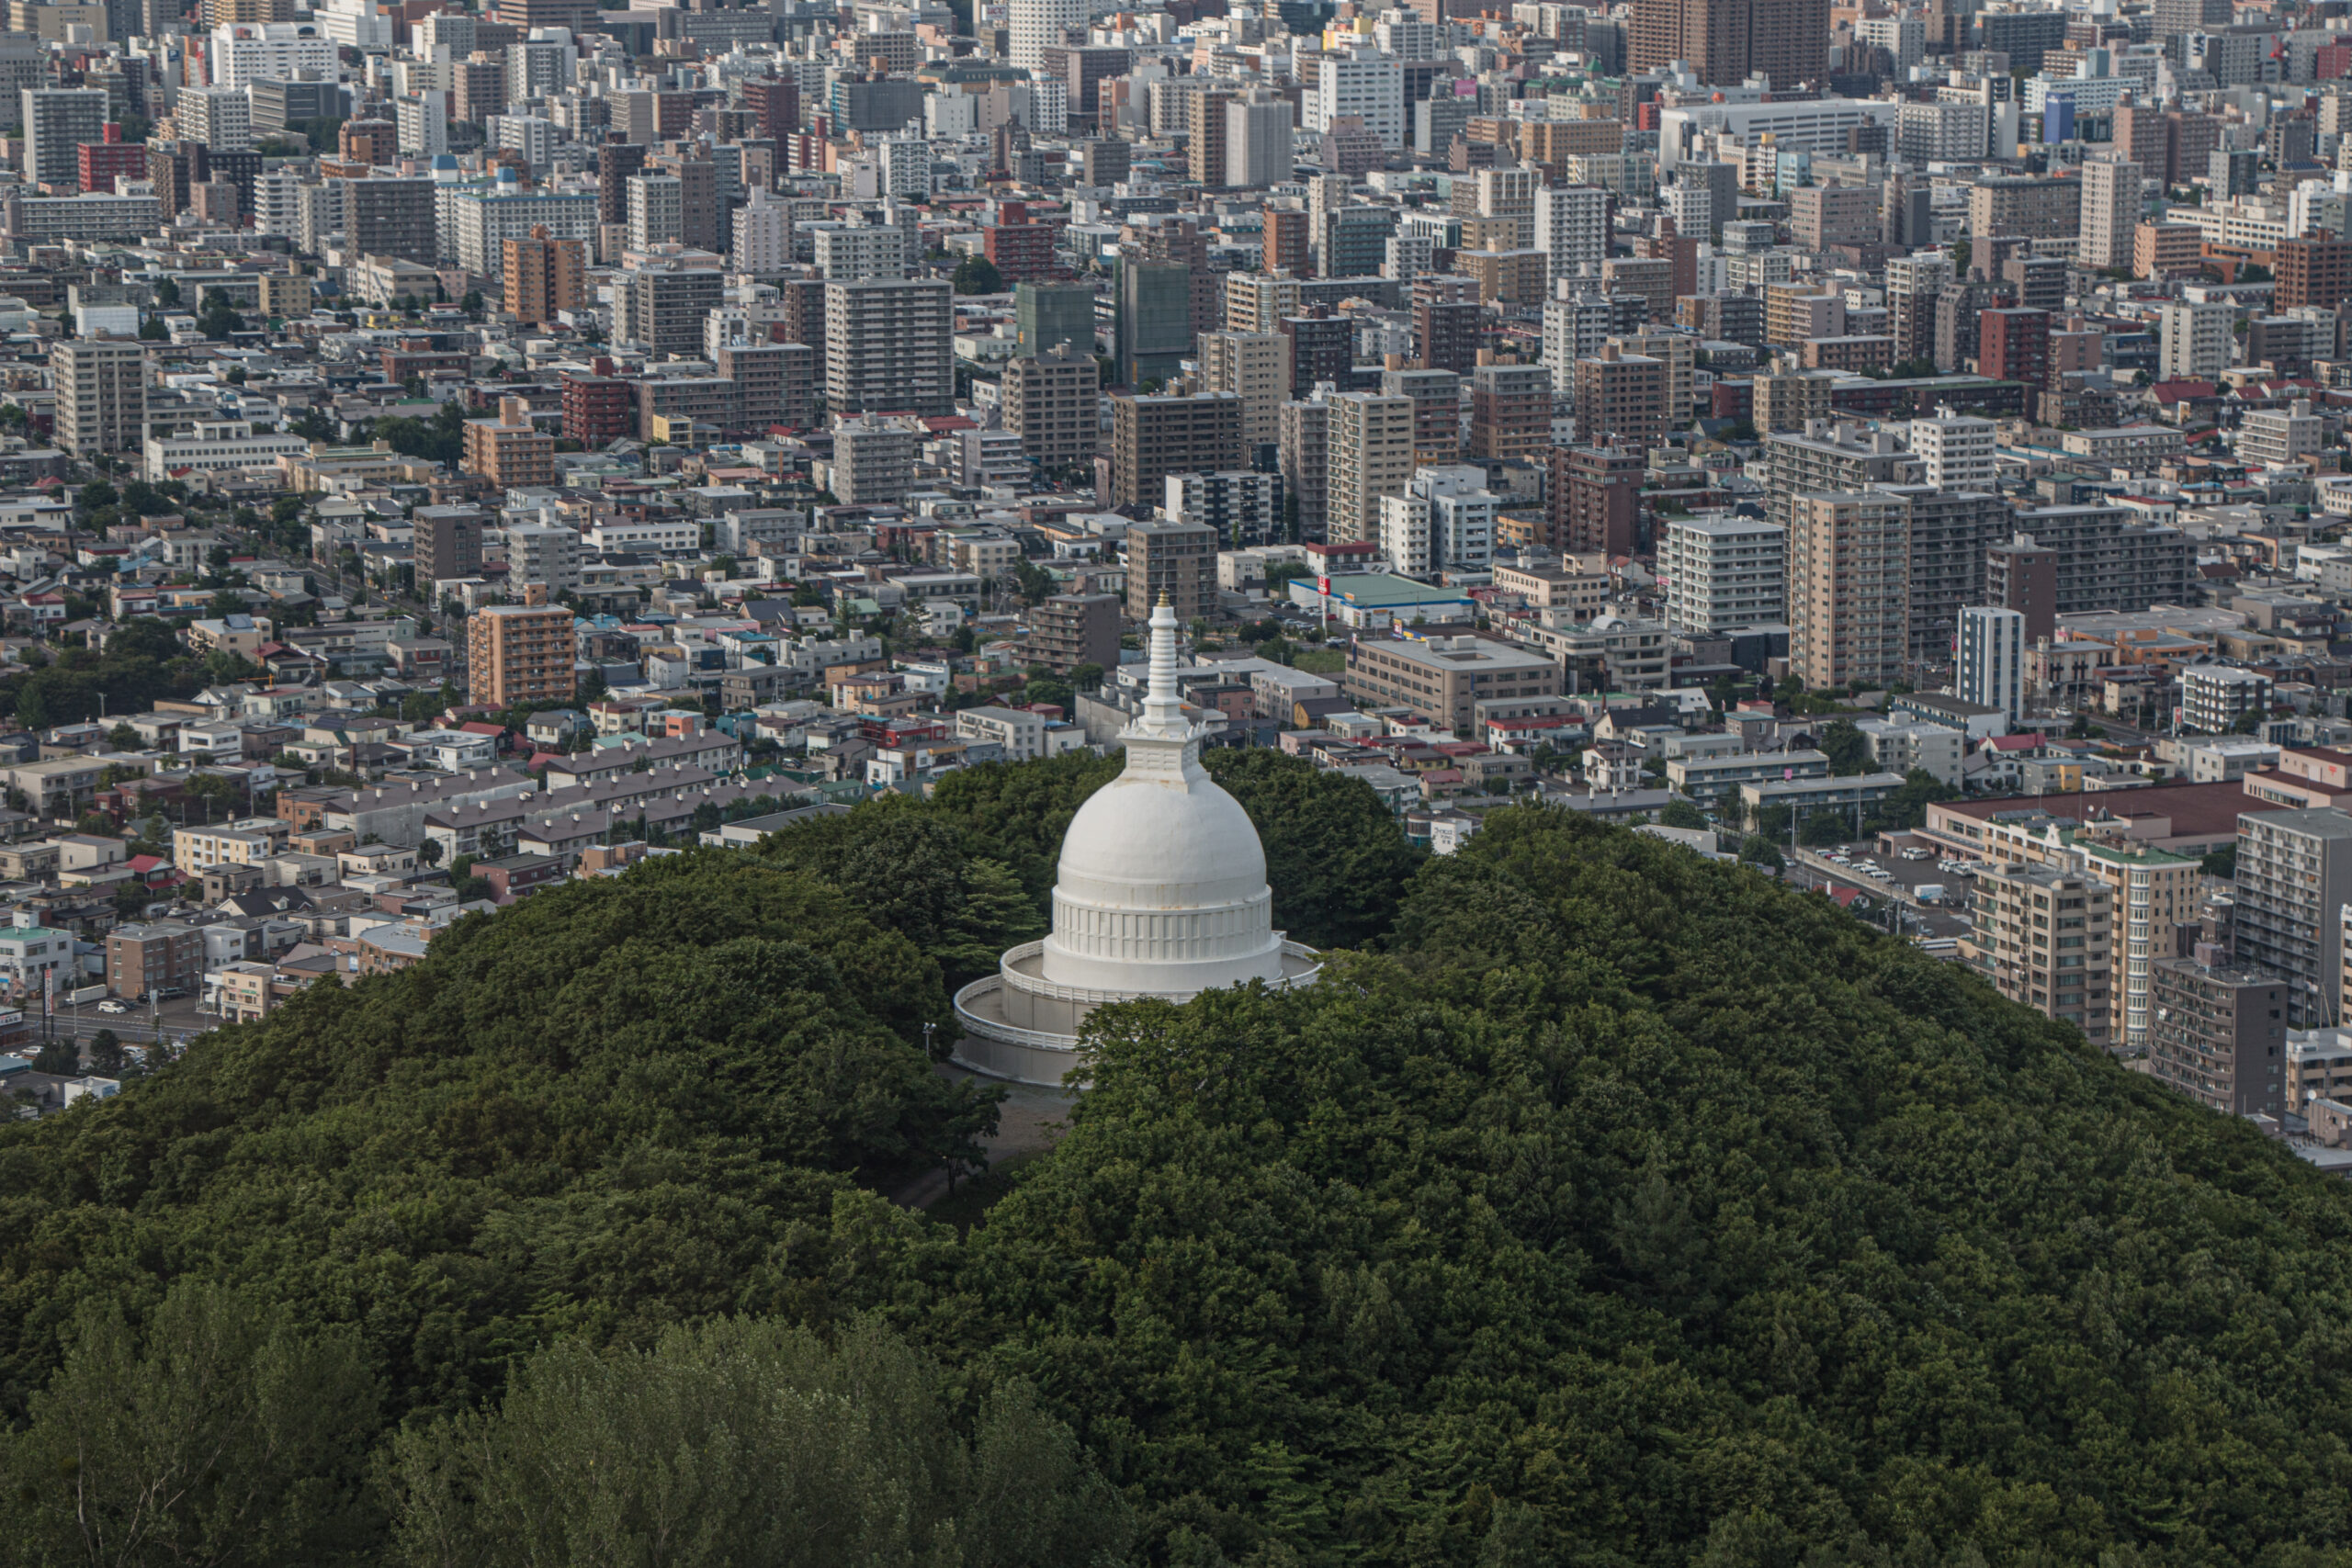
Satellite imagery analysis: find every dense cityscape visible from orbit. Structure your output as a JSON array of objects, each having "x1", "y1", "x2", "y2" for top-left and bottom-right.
[{"x1": 0, "y1": 0, "x2": 2350, "y2": 1556}]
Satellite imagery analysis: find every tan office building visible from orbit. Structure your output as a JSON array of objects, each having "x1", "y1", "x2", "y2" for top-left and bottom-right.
[
  {"x1": 1108, "y1": 392, "x2": 1244, "y2": 510},
  {"x1": 1787, "y1": 491, "x2": 1909, "y2": 692},
  {"x1": 1328, "y1": 390, "x2": 1414, "y2": 546},
  {"x1": 1196, "y1": 331, "x2": 1289, "y2": 450},
  {"x1": 1345, "y1": 634, "x2": 1560, "y2": 736},
  {"x1": 1125, "y1": 517, "x2": 1216, "y2": 621},
  {"x1": 1004, "y1": 344, "x2": 1100, "y2": 468},
  {"x1": 51, "y1": 337, "x2": 145, "y2": 457},
  {"x1": 467, "y1": 603, "x2": 576, "y2": 709},
  {"x1": 1965, "y1": 862, "x2": 2115, "y2": 1046}
]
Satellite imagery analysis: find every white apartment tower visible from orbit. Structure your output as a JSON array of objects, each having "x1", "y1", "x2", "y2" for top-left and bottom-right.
[
  {"x1": 1197, "y1": 331, "x2": 1289, "y2": 451},
  {"x1": 1308, "y1": 49, "x2": 1404, "y2": 150},
  {"x1": 1535, "y1": 184, "x2": 1609, "y2": 286},
  {"x1": 1660, "y1": 515, "x2": 1786, "y2": 635},
  {"x1": 2077, "y1": 155, "x2": 2143, "y2": 272},
  {"x1": 1909, "y1": 410, "x2": 1996, "y2": 491},
  {"x1": 175, "y1": 86, "x2": 253, "y2": 153},
  {"x1": 811, "y1": 222, "x2": 908, "y2": 281},
  {"x1": 1328, "y1": 390, "x2": 1415, "y2": 547},
  {"x1": 1958, "y1": 605, "x2": 2026, "y2": 723},
  {"x1": 1225, "y1": 91, "x2": 1290, "y2": 189},
  {"x1": 732, "y1": 187, "x2": 793, "y2": 273},
  {"x1": 2159, "y1": 300, "x2": 2233, "y2": 381},
  {"x1": 1008, "y1": 0, "x2": 1083, "y2": 72},
  {"x1": 209, "y1": 22, "x2": 337, "y2": 90},
  {"x1": 51, "y1": 338, "x2": 145, "y2": 458},
  {"x1": 395, "y1": 91, "x2": 449, "y2": 157},
  {"x1": 626, "y1": 173, "x2": 683, "y2": 253}
]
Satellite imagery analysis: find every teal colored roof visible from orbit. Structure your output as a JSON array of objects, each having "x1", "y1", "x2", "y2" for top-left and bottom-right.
[{"x1": 1329, "y1": 573, "x2": 1475, "y2": 608}]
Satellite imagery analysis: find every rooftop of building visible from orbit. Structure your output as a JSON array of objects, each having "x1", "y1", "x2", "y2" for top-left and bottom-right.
[
  {"x1": 1356, "y1": 634, "x2": 1554, "y2": 673},
  {"x1": 1936, "y1": 781, "x2": 2258, "y2": 841}
]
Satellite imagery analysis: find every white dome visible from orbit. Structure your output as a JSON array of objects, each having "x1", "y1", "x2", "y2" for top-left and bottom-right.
[
  {"x1": 950, "y1": 600, "x2": 1317, "y2": 1086},
  {"x1": 1056, "y1": 771, "x2": 1268, "y2": 907}
]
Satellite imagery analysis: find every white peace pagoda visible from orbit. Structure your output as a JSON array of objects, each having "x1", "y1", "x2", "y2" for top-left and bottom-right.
[{"x1": 951, "y1": 599, "x2": 1322, "y2": 1085}]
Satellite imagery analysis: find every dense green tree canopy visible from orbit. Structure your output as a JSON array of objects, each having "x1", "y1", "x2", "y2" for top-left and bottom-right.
[{"x1": 2, "y1": 761, "x2": 2351, "y2": 1567}]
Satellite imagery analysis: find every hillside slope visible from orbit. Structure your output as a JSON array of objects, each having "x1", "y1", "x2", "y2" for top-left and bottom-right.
[
  {"x1": 946, "y1": 806, "x2": 2352, "y2": 1567},
  {"x1": 2, "y1": 769, "x2": 2349, "y2": 1568}
]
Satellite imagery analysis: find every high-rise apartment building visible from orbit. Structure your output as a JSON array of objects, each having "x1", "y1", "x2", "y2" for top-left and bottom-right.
[
  {"x1": 1628, "y1": 0, "x2": 1828, "y2": 87},
  {"x1": 461, "y1": 399, "x2": 555, "y2": 490},
  {"x1": 1003, "y1": 343, "x2": 1100, "y2": 469},
  {"x1": 831, "y1": 414, "x2": 918, "y2": 504},
  {"x1": 1965, "y1": 863, "x2": 2114, "y2": 1046},
  {"x1": 1168, "y1": 470, "x2": 1283, "y2": 549},
  {"x1": 1008, "y1": 0, "x2": 1083, "y2": 71},
  {"x1": 1885, "y1": 250, "x2": 1951, "y2": 367},
  {"x1": 825, "y1": 277, "x2": 954, "y2": 417},
  {"x1": 502, "y1": 226, "x2": 586, "y2": 324},
  {"x1": 1978, "y1": 307, "x2": 2050, "y2": 387},
  {"x1": 1411, "y1": 275, "x2": 1483, "y2": 373},
  {"x1": 2159, "y1": 300, "x2": 2233, "y2": 380},
  {"x1": 1660, "y1": 514, "x2": 1784, "y2": 634},
  {"x1": 503, "y1": 523, "x2": 582, "y2": 593},
  {"x1": 1327, "y1": 390, "x2": 1414, "y2": 546},
  {"x1": 1534, "y1": 183, "x2": 1610, "y2": 285},
  {"x1": 1908, "y1": 411, "x2": 1996, "y2": 490},
  {"x1": 1279, "y1": 394, "x2": 1332, "y2": 543},
  {"x1": 1381, "y1": 366, "x2": 1460, "y2": 465},
  {"x1": 1124, "y1": 517, "x2": 1216, "y2": 621},
  {"x1": 468, "y1": 603, "x2": 576, "y2": 710},
  {"x1": 1197, "y1": 332, "x2": 1289, "y2": 452},
  {"x1": 22, "y1": 88, "x2": 105, "y2": 190},
  {"x1": 811, "y1": 221, "x2": 908, "y2": 281},
  {"x1": 1467, "y1": 357, "x2": 1551, "y2": 462},
  {"x1": 1552, "y1": 445, "x2": 1644, "y2": 558},
  {"x1": 622, "y1": 255, "x2": 724, "y2": 359},
  {"x1": 2077, "y1": 156, "x2": 2143, "y2": 272},
  {"x1": 2276, "y1": 238, "x2": 2352, "y2": 313},
  {"x1": 414, "y1": 505, "x2": 484, "y2": 589},
  {"x1": 2070, "y1": 834, "x2": 2200, "y2": 1053},
  {"x1": 1984, "y1": 534, "x2": 2058, "y2": 641},
  {"x1": 1958, "y1": 605, "x2": 2025, "y2": 723},
  {"x1": 1307, "y1": 48, "x2": 1403, "y2": 149},
  {"x1": 1225, "y1": 91, "x2": 1290, "y2": 189},
  {"x1": 1107, "y1": 392, "x2": 1245, "y2": 510},
  {"x1": 2004, "y1": 504, "x2": 2192, "y2": 614},
  {"x1": 1787, "y1": 491, "x2": 1908, "y2": 692},
  {"x1": 1264, "y1": 209, "x2": 1310, "y2": 276},
  {"x1": 1024, "y1": 593, "x2": 1121, "y2": 675},
  {"x1": 1015, "y1": 280, "x2": 1094, "y2": 357},
  {"x1": 176, "y1": 85, "x2": 252, "y2": 152},
  {"x1": 2149, "y1": 946, "x2": 2287, "y2": 1118},
  {"x1": 1571, "y1": 344, "x2": 1667, "y2": 451},
  {"x1": 2233, "y1": 808, "x2": 2352, "y2": 1027},
  {"x1": 1760, "y1": 423, "x2": 1914, "y2": 531},
  {"x1": 51, "y1": 337, "x2": 144, "y2": 457},
  {"x1": 1186, "y1": 86, "x2": 1235, "y2": 188},
  {"x1": 1883, "y1": 486, "x2": 2007, "y2": 663},
  {"x1": 344, "y1": 175, "x2": 435, "y2": 264}
]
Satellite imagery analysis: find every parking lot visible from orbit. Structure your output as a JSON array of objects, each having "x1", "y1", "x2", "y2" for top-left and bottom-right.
[
  {"x1": 1788, "y1": 837, "x2": 1980, "y2": 944},
  {"x1": 27, "y1": 994, "x2": 218, "y2": 1059}
]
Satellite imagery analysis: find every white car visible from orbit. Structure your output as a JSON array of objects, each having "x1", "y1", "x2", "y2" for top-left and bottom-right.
[{"x1": 96, "y1": 999, "x2": 126, "y2": 1014}]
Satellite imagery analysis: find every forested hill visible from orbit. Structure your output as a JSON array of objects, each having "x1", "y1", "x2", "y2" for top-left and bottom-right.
[{"x1": 4, "y1": 755, "x2": 2352, "y2": 1568}]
